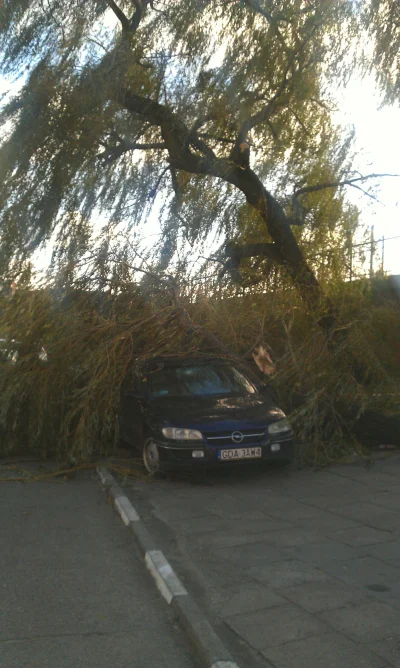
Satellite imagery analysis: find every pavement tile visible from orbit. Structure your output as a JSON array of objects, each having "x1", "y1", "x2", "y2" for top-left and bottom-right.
[
  {"x1": 327, "y1": 526, "x2": 394, "y2": 547},
  {"x1": 212, "y1": 509, "x2": 272, "y2": 521},
  {"x1": 331, "y1": 503, "x2": 400, "y2": 532},
  {"x1": 260, "y1": 501, "x2": 327, "y2": 521},
  {"x1": 283, "y1": 478, "x2": 369, "y2": 501},
  {"x1": 363, "y1": 540, "x2": 400, "y2": 566},
  {"x1": 321, "y1": 556, "x2": 400, "y2": 590},
  {"x1": 370, "y1": 493, "x2": 400, "y2": 512},
  {"x1": 358, "y1": 473, "x2": 400, "y2": 489},
  {"x1": 284, "y1": 538, "x2": 361, "y2": 565},
  {"x1": 278, "y1": 578, "x2": 369, "y2": 613},
  {"x1": 185, "y1": 545, "x2": 254, "y2": 590},
  {"x1": 216, "y1": 541, "x2": 290, "y2": 568},
  {"x1": 225, "y1": 603, "x2": 329, "y2": 650},
  {"x1": 193, "y1": 491, "x2": 274, "y2": 519},
  {"x1": 369, "y1": 637, "x2": 400, "y2": 665},
  {"x1": 160, "y1": 514, "x2": 238, "y2": 534},
  {"x1": 170, "y1": 513, "x2": 290, "y2": 541},
  {"x1": 319, "y1": 600, "x2": 400, "y2": 643},
  {"x1": 231, "y1": 517, "x2": 296, "y2": 535},
  {"x1": 248, "y1": 559, "x2": 330, "y2": 588},
  {"x1": 329, "y1": 466, "x2": 400, "y2": 487},
  {"x1": 190, "y1": 527, "x2": 291, "y2": 550},
  {"x1": 292, "y1": 493, "x2": 371, "y2": 511},
  {"x1": 364, "y1": 583, "x2": 400, "y2": 612},
  {"x1": 256, "y1": 528, "x2": 323, "y2": 547},
  {"x1": 153, "y1": 506, "x2": 209, "y2": 523},
  {"x1": 296, "y1": 512, "x2": 361, "y2": 532},
  {"x1": 263, "y1": 632, "x2": 389, "y2": 668},
  {"x1": 211, "y1": 582, "x2": 286, "y2": 618}
]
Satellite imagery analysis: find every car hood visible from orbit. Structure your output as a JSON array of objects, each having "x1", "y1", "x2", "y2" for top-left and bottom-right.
[{"x1": 148, "y1": 393, "x2": 286, "y2": 430}]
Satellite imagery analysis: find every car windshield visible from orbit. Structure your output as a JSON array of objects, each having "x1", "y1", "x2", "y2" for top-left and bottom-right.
[{"x1": 149, "y1": 364, "x2": 256, "y2": 398}]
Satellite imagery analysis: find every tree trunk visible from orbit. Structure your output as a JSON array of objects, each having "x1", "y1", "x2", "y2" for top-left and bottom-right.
[{"x1": 218, "y1": 163, "x2": 336, "y2": 324}]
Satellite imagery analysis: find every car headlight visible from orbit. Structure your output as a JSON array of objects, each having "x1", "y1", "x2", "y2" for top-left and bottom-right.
[
  {"x1": 162, "y1": 427, "x2": 203, "y2": 441},
  {"x1": 268, "y1": 419, "x2": 292, "y2": 435}
]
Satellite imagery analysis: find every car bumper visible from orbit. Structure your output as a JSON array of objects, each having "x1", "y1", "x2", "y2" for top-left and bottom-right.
[{"x1": 153, "y1": 437, "x2": 294, "y2": 470}]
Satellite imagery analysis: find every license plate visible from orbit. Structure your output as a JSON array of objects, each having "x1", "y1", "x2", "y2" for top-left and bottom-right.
[{"x1": 218, "y1": 447, "x2": 262, "y2": 461}]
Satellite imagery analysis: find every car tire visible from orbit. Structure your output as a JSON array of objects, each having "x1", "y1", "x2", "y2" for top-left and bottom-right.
[{"x1": 142, "y1": 437, "x2": 164, "y2": 478}]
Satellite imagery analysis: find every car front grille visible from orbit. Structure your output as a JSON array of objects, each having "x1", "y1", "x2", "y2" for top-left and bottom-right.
[{"x1": 204, "y1": 429, "x2": 267, "y2": 445}]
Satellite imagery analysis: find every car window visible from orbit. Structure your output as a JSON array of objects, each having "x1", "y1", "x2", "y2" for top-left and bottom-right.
[{"x1": 149, "y1": 364, "x2": 256, "y2": 397}]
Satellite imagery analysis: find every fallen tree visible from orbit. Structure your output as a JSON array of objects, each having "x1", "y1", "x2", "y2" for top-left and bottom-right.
[{"x1": 1, "y1": 276, "x2": 399, "y2": 466}]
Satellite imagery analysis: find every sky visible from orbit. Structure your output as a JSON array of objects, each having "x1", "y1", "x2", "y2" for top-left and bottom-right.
[{"x1": 335, "y1": 75, "x2": 400, "y2": 275}]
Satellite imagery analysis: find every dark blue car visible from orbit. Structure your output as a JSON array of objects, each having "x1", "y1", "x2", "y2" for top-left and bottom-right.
[{"x1": 119, "y1": 356, "x2": 294, "y2": 475}]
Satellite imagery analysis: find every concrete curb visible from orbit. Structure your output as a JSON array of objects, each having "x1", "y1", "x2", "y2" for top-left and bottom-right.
[{"x1": 96, "y1": 466, "x2": 240, "y2": 668}]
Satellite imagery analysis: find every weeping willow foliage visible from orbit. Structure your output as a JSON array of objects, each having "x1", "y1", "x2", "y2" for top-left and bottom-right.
[
  {"x1": 0, "y1": 0, "x2": 383, "y2": 284},
  {"x1": 0, "y1": 281, "x2": 199, "y2": 463},
  {"x1": 365, "y1": 0, "x2": 400, "y2": 102},
  {"x1": 1, "y1": 274, "x2": 399, "y2": 465}
]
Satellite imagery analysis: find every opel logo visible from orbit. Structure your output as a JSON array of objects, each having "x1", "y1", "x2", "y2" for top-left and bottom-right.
[{"x1": 231, "y1": 431, "x2": 243, "y2": 444}]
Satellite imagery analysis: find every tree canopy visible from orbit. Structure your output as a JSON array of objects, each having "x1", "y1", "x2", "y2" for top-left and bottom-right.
[
  {"x1": 366, "y1": 0, "x2": 400, "y2": 102},
  {"x1": 0, "y1": 0, "x2": 398, "y2": 308}
]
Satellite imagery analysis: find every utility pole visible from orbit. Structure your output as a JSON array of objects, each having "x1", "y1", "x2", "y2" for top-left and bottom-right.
[
  {"x1": 349, "y1": 238, "x2": 353, "y2": 282},
  {"x1": 381, "y1": 235, "x2": 385, "y2": 275},
  {"x1": 369, "y1": 225, "x2": 375, "y2": 279}
]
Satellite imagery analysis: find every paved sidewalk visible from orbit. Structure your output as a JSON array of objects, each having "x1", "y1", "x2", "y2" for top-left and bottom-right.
[
  {"x1": 121, "y1": 454, "x2": 400, "y2": 668},
  {"x1": 0, "y1": 466, "x2": 195, "y2": 668}
]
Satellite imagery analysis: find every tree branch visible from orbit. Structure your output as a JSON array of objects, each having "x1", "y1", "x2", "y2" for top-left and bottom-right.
[
  {"x1": 99, "y1": 139, "x2": 167, "y2": 164},
  {"x1": 293, "y1": 173, "x2": 400, "y2": 200},
  {"x1": 290, "y1": 108, "x2": 311, "y2": 136},
  {"x1": 113, "y1": 88, "x2": 217, "y2": 169},
  {"x1": 198, "y1": 132, "x2": 235, "y2": 145},
  {"x1": 290, "y1": 173, "x2": 400, "y2": 223},
  {"x1": 239, "y1": 0, "x2": 290, "y2": 53},
  {"x1": 148, "y1": 166, "x2": 170, "y2": 200},
  {"x1": 109, "y1": 87, "x2": 328, "y2": 310},
  {"x1": 233, "y1": 72, "x2": 292, "y2": 150},
  {"x1": 106, "y1": 0, "x2": 131, "y2": 30},
  {"x1": 125, "y1": 141, "x2": 166, "y2": 150},
  {"x1": 232, "y1": 20, "x2": 321, "y2": 152},
  {"x1": 129, "y1": 0, "x2": 155, "y2": 32},
  {"x1": 107, "y1": 0, "x2": 151, "y2": 34}
]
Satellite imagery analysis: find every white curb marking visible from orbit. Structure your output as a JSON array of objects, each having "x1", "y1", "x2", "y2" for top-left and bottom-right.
[
  {"x1": 114, "y1": 495, "x2": 140, "y2": 524},
  {"x1": 97, "y1": 467, "x2": 242, "y2": 667},
  {"x1": 97, "y1": 467, "x2": 115, "y2": 487},
  {"x1": 145, "y1": 550, "x2": 188, "y2": 604}
]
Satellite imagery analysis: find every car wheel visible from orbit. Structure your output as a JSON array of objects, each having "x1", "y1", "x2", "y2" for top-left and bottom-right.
[{"x1": 143, "y1": 437, "x2": 164, "y2": 477}]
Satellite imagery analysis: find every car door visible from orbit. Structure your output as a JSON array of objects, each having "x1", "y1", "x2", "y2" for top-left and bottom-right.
[{"x1": 119, "y1": 368, "x2": 146, "y2": 448}]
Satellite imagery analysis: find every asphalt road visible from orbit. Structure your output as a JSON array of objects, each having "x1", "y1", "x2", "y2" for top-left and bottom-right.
[{"x1": 0, "y1": 468, "x2": 196, "y2": 668}]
